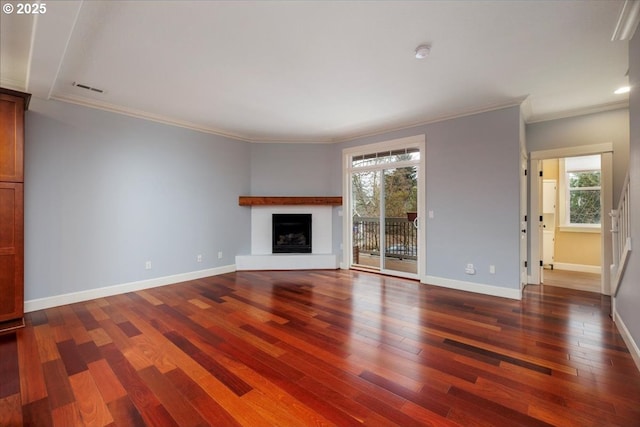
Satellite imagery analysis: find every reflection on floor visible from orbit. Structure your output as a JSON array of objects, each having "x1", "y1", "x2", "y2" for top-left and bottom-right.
[
  {"x1": 353, "y1": 256, "x2": 601, "y2": 292},
  {"x1": 542, "y1": 268, "x2": 601, "y2": 293},
  {"x1": 353, "y1": 253, "x2": 417, "y2": 274}
]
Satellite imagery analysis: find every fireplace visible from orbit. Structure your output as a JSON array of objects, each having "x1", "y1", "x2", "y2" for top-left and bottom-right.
[
  {"x1": 272, "y1": 214, "x2": 312, "y2": 253},
  {"x1": 236, "y1": 205, "x2": 336, "y2": 270}
]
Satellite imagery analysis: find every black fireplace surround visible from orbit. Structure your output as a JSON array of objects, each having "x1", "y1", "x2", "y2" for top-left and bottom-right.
[{"x1": 272, "y1": 214, "x2": 312, "y2": 253}]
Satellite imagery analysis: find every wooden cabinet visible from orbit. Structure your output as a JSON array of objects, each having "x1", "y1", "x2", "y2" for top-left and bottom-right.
[
  {"x1": 0, "y1": 88, "x2": 30, "y2": 332},
  {"x1": 0, "y1": 90, "x2": 26, "y2": 182},
  {"x1": 0, "y1": 183, "x2": 23, "y2": 325}
]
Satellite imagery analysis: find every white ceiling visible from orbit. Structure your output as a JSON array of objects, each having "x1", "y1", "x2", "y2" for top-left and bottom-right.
[{"x1": 0, "y1": 0, "x2": 632, "y2": 142}]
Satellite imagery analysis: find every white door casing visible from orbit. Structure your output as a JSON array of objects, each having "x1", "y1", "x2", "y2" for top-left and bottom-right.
[{"x1": 520, "y1": 151, "x2": 528, "y2": 291}]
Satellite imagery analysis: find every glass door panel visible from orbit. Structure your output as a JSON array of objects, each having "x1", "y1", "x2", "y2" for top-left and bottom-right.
[
  {"x1": 352, "y1": 170, "x2": 381, "y2": 270},
  {"x1": 383, "y1": 167, "x2": 418, "y2": 275}
]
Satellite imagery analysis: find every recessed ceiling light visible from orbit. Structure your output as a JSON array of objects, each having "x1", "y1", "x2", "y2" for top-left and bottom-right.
[
  {"x1": 614, "y1": 86, "x2": 631, "y2": 94},
  {"x1": 415, "y1": 44, "x2": 431, "y2": 59}
]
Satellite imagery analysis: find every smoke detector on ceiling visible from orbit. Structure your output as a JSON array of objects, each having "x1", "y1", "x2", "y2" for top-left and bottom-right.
[{"x1": 415, "y1": 44, "x2": 431, "y2": 59}]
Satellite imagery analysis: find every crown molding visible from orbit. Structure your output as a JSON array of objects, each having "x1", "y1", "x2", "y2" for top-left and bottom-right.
[
  {"x1": 50, "y1": 92, "x2": 530, "y2": 145},
  {"x1": 519, "y1": 96, "x2": 533, "y2": 122},
  {"x1": 240, "y1": 136, "x2": 335, "y2": 144},
  {"x1": 49, "y1": 92, "x2": 339, "y2": 143},
  {"x1": 612, "y1": 0, "x2": 640, "y2": 41},
  {"x1": 526, "y1": 100, "x2": 629, "y2": 124},
  {"x1": 333, "y1": 96, "x2": 529, "y2": 143},
  {"x1": 47, "y1": 92, "x2": 625, "y2": 144},
  {"x1": 0, "y1": 78, "x2": 27, "y2": 92},
  {"x1": 50, "y1": 92, "x2": 256, "y2": 142}
]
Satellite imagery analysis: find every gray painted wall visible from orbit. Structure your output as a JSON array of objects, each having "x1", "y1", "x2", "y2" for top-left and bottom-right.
[
  {"x1": 423, "y1": 107, "x2": 521, "y2": 288},
  {"x1": 249, "y1": 143, "x2": 334, "y2": 195},
  {"x1": 24, "y1": 98, "x2": 251, "y2": 301},
  {"x1": 616, "y1": 35, "x2": 640, "y2": 351},
  {"x1": 248, "y1": 142, "x2": 342, "y2": 255},
  {"x1": 526, "y1": 108, "x2": 629, "y2": 206},
  {"x1": 335, "y1": 106, "x2": 523, "y2": 290}
]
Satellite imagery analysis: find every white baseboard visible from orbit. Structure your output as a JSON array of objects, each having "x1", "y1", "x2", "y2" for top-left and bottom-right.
[
  {"x1": 422, "y1": 275, "x2": 522, "y2": 300},
  {"x1": 553, "y1": 263, "x2": 601, "y2": 274},
  {"x1": 613, "y1": 305, "x2": 640, "y2": 372},
  {"x1": 24, "y1": 264, "x2": 236, "y2": 312}
]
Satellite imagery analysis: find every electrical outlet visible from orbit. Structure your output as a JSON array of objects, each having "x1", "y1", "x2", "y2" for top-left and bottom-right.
[
  {"x1": 197, "y1": 254, "x2": 202, "y2": 263},
  {"x1": 145, "y1": 261, "x2": 152, "y2": 270},
  {"x1": 218, "y1": 251, "x2": 223, "y2": 259},
  {"x1": 464, "y1": 263, "x2": 475, "y2": 275},
  {"x1": 489, "y1": 265, "x2": 496, "y2": 274}
]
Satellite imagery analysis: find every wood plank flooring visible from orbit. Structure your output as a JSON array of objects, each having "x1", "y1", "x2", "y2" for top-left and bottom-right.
[
  {"x1": 1, "y1": 269, "x2": 639, "y2": 426},
  {"x1": 542, "y1": 269, "x2": 601, "y2": 293}
]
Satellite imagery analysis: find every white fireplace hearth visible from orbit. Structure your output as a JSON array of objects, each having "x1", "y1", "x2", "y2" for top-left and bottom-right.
[{"x1": 235, "y1": 204, "x2": 339, "y2": 270}]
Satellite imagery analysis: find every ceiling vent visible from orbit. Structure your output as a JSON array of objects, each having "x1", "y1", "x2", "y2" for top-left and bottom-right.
[{"x1": 72, "y1": 82, "x2": 104, "y2": 94}]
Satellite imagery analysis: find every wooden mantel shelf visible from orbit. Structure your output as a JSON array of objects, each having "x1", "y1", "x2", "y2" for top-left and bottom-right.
[{"x1": 239, "y1": 196, "x2": 342, "y2": 206}]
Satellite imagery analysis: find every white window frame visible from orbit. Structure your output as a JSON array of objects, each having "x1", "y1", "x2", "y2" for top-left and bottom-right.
[{"x1": 558, "y1": 155, "x2": 601, "y2": 233}]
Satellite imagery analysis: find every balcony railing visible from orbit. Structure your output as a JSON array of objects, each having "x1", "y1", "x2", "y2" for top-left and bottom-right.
[{"x1": 352, "y1": 217, "x2": 417, "y2": 260}]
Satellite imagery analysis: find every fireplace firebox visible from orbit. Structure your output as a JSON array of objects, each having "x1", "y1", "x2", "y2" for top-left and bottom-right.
[{"x1": 272, "y1": 214, "x2": 312, "y2": 253}]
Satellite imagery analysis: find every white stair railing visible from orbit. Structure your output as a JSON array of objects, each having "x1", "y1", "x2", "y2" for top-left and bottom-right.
[{"x1": 610, "y1": 170, "x2": 632, "y2": 296}]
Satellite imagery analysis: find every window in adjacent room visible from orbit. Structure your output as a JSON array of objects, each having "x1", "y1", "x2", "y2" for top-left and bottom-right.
[{"x1": 558, "y1": 154, "x2": 601, "y2": 231}]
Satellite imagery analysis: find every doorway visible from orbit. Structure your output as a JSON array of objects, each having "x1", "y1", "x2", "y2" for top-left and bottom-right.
[
  {"x1": 539, "y1": 158, "x2": 601, "y2": 292},
  {"x1": 530, "y1": 144, "x2": 613, "y2": 294},
  {"x1": 343, "y1": 136, "x2": 425, "y2": 280}
]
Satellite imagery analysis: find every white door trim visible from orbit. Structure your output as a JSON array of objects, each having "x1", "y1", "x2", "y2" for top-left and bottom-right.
[
  {"x1": 530, "y1": 143, "x2": 613, "y2": 160},
  {"x1": 520, "y1": 151, "x2": 528, "y2": 293}
]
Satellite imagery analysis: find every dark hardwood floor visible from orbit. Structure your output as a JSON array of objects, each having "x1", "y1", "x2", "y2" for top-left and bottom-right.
[
  {"x1": 1, "y1": 270, "x2": 639, "y2": 426},
  {"x1": 542, "y1": 269, "x2": 601, "y2": 293}
]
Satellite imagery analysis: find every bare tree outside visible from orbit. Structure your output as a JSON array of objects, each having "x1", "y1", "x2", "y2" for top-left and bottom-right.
[
  {"x1": 569, "y1": 170, "x2": 601, "y2": 224},
  {"x1": 351, "y1": 154, "x2": 418, "y2": 261}
]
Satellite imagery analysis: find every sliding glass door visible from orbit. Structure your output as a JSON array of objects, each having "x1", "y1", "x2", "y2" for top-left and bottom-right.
[
  {"x1": 383, "y1": 166, "x2": 419, "y2": 274},
  {"x1": 346, "y1": 137, "x2": 424, "y2": 279}
]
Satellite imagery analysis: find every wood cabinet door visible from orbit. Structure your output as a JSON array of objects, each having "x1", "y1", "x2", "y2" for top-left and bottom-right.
[
  {"x1": 0, "y1": 93, "x2": 25, "y2": 182},
  {"x1": 0, "y1": 183, "x2": 24, "y2": 322}
]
